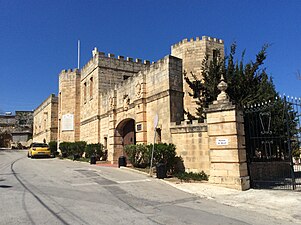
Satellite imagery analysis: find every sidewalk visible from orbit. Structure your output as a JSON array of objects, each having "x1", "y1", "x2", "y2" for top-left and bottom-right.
[
  {"x1": 163, "y1": 180, "x2": 301, "y2": 224},
  {"x1": 118, "y1": 166, "x2": 301, "y2": 224}
]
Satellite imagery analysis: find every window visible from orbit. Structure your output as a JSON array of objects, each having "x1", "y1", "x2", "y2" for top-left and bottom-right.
[
  {"x1": 155, "y1": 128, "x2": 162, "y2": 143},
  {"x1": 104, "y1": 137, "x2": 107, "y2": 149},
  {"x1": 136, "y1": 124, "x2": 142, "y2": 131},
  {"x1": 84, "y1": 82, "x2": 87, "y2": 102},
  {"x1": 90, "y1": 77, "x2": 93, "y2": 99},
  {"x1": 59, "y1": 92, "x2": 62, "y2": 112}
]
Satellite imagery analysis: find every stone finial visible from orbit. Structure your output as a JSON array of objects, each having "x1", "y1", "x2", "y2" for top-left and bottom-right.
[
  {"x1": 92, "y1": 47, "x2": 98, "y2": 57},
  {"x1": 216, "y1": 74, "x2": 229, "y2": 102}
]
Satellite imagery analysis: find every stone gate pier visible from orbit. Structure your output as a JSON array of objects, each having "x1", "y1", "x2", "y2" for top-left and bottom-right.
[{"x1": 205, "y1": 77, "x2": 250, "y2": 190}]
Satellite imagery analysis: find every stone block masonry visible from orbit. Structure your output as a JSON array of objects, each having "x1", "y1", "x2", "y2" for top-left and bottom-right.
[
  {"x1": 35, "y1": 35, "x2": 252, "y2": 191},
  {"x1": 33, "y1": 94, "x2": 58, "y2": 143}
]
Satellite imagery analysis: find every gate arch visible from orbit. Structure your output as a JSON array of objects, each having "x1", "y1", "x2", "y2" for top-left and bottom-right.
[{"x1": 114, "y1": 118, "x2": 136, "y2": 161}]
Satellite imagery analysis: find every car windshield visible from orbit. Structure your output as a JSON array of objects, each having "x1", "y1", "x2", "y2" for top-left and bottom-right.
[{"x1": 32, "y1": 143, "x2": 48, "y2": 147}]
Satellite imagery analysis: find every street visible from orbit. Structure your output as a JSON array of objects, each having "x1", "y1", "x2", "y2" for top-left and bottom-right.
[{"x1": 0, "y1": 150, "x2": 295, "y2": 225}]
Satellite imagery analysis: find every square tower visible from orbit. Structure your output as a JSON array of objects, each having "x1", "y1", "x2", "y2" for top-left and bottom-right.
[{"x1": 171, "y1": 36, "x2": 224, "y2": 117}]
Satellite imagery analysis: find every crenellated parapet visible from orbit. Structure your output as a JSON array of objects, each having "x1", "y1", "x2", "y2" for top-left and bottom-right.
[
  {"x1": 59, "y1": 68, "x2": 80, "y2": 80},
  {"x1": 81, "y1": 48, "x2": 151, "y2": 77},
  {"x1": 111, "y1": 55, "x2": 179, "y2": 92},
  {"x1": 171, "y1": 36, "x2": 224, "y2": 51},
  {"x1": 170, "y1": 120, "x2": 207, "y2": 133}
]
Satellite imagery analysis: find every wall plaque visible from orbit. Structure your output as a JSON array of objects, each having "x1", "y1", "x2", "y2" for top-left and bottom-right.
[
  {"x1": 216, "y1": 138, "x2": 229, "y2": 146},
  {"x1": 62, "y1": 114, "x2": 74, "y2": 131}
]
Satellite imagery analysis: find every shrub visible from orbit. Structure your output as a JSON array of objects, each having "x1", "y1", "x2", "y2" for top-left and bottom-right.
[
  {"x1": 148, "y1": 143, "x2": 177, "y2": 173},
  {"x1": 174, "y1": 171, "x2": 209, "y2": 182},
  {"x1": 172, "y1": 156, "x2": 185, "y2": 174},
  {"x1": 59, "y1": 142, "x2": 71, "y2": 157},
  {"x1": 59, "y1": 141, "x2": 87, "y2": 158},
  {"x1": 72, "y1": 141, "x2": 86, "y2": 157},
  {"x1": 124, "y1": 144, "x2": 149, "y2": 168},
  {"x1": 85, "y1": 143, "x2": 104, "y2": 159},
  {"x1": 125, "y1": 143, "x2": 177, "y2": 172},
  {"x1": 48, "y1": 141, "x2": 58, "y2": 155}
]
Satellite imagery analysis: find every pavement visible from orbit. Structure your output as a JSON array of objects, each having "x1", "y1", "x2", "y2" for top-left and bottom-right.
[
  {"x1": 117, "y1": 166, "x2": 301, "y2": 224},
  {"x1": 10, "y1": 152, "x2": 300, "y2": 224},
  {"x1": 164, "y1": 180, "x2": 301, "y2": 224}
]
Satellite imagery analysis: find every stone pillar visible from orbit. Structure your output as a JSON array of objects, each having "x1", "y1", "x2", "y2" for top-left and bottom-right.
[
  {"x1": 108, "y1": 90, "x2": 118, "y2": 163},
  {"x1": 205, "y1": 75, "x2": 250, "y2": 190},
  {"x1": 134, "y1": 77, "x2": 147, "y2": 145}
]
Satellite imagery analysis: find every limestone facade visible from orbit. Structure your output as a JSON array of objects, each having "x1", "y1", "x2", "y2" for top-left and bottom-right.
[
  {"x1": 33, "y1": 94, "x2": 58, "y2": 143},
  {"x1": 58, "y1": 69, "x2": 80, "y2": 143},
  {"x1": 34, "y1": 35, "x2": 251, "y2": 190},
  {"x1": 56, "y1": 36, "x2": 227, "y2": 164}
]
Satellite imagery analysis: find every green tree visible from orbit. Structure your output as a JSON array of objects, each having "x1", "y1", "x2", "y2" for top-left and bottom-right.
[{"x1": 185, "y1": 43, "x2": 277, "y2": 121}]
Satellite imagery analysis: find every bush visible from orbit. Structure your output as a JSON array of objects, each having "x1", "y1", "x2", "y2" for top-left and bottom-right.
[
  {"x1": 124, "y1": 143, "x2": 177, "y2": 172},
  {"x1": 59, "y1": 141, "x2": 87, "y2": 158},
  {"x1": 148, "y1": 143, "x2": 177, "y2": 173},
  {"x1": 85, "y1": 143, "x2": 104, "y2": 159},
  {"x1": 48, "y1": 141, "x2": 58, "y2": 155},
  {"x1": 59, "y1": 142, "x2": 71, "y2": 157},
  {"x1": 72, "y1": 141, "x2": 86, "y2": 157},
  {"x1": 174, "y1": 171, "x2": 209, "y2": 182},
  {"x1": 124, "y1": 144, "x2": 149, "y2": 168}
]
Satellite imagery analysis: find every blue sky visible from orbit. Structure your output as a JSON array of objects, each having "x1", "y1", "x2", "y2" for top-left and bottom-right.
[{"x1": 0, "y1": 0, "x2": 301, "y2": 113}]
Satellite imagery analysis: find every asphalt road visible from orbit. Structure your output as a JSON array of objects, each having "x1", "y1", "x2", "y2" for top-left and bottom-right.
[{"x1": 0, "y1": 150, "x2": 295, "y2": 225}]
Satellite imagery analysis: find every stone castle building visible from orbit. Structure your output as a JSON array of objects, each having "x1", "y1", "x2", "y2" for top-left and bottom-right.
[
  {"x1": 34, "y1": 36, "x2": 249, "y2": 190},
  {"x1": 58, "y1": 36, "x2": 224, "y2": 161},
  {"x1": 33, "y1": 94, "x2": 58, "y2": 143}
]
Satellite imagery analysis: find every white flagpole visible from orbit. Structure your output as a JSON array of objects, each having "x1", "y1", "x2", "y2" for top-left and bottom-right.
[{"x1": 77, "y1": 40, "x2": 80, "y2": 69}]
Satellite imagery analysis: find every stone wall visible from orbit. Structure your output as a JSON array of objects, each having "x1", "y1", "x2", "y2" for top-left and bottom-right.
[
  {"x1": 79, "y1": 50, "x2": 149, "y2": 144},
  {"x1": 170, "y1": 120, "x2": 210, "y2": 174},
  {"x1": 33, "y1": 94, "x2": 58, "y2": 143},
  {"x1": 98, "y1": 55, "x2": 183, "y2": 162}
]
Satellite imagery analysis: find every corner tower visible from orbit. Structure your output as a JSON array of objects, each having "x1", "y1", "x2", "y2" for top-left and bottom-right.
[
  {"x1": 171, "y1": 36, "x2": 224, "y2": 117},
  {"x1": 58, "y1": 69, "x2": 81, "y2": 143}
]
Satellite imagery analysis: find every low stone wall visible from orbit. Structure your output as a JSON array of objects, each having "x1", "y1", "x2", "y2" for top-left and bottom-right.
[{"x1": 170, "y1": 120, "x2": 210, "y2": 174}]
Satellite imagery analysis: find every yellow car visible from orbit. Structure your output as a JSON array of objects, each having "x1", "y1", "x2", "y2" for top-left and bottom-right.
[{"x1": 28, "y1": 143, "x2": 51, "y2": 158}]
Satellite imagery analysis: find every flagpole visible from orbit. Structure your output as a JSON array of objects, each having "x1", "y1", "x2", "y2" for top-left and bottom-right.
[{"x1": 77, "y1": 40, "x2": 80, "y2": 69}]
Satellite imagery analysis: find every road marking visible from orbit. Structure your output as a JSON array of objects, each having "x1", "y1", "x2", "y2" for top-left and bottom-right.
[
  {"x1": 71, "y1": 182, "x2": 98, "y2": 186},
  {"x1": 116, "y1": 179, "x2": 151, "y2": 184}
]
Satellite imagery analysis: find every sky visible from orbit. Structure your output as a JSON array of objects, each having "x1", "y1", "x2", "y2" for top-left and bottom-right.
[{"x1": 0, "y1": 0, "x2": 301, "y2": 114}]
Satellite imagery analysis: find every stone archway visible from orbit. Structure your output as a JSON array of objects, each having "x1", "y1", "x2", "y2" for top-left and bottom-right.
[{"x1": 114, "y1": 118, "x2": 136, "y2": 161}]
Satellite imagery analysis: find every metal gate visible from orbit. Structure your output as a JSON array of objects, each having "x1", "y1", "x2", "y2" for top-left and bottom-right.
[{"x1": 244, "y1": 96, "x2": 301, "y2": 190}]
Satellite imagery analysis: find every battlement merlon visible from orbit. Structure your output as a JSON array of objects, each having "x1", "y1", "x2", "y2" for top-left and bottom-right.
[
  {"x1": 58, "y1": 68, "x2": 81, "y2": 80},
  {"x1": 109, "y1": 55, "x2": 181, "y2": 93},
  {"x1": 59, "y1": 68, "x2": 80, "y2": 75},
  {"x1": 80, "y1": 48, "x2": 151, "y2": 75},
  {"x1": 171, "y1": 36, "x2": 224, "y2": 50}
]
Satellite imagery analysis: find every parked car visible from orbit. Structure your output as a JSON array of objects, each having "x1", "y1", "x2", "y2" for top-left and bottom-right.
[{"x1": 27, "y1": 143, "x2": 50, "y2": 158}]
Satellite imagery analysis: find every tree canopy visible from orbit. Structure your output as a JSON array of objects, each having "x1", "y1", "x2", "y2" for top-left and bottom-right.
[{"x1": 185, "y1": 43, "x2": 277, "y2": 121}]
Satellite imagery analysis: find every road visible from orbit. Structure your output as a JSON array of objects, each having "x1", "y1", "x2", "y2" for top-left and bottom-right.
[{"x1": 0, "y1": 150, "x2": 295, "y2": 225}]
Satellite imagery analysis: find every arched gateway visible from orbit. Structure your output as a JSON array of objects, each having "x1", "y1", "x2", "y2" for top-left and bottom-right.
[{"x1": 114, "y1": 118, "x2": 136, "y2": 161}]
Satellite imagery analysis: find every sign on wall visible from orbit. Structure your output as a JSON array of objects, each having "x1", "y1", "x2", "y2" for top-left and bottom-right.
[
  {"x1": 62, "y1": 114, "x2": 74, "y2": 131},
  {"x1": 216, "y1": 138, "x2": 229, "y2": 146}
]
